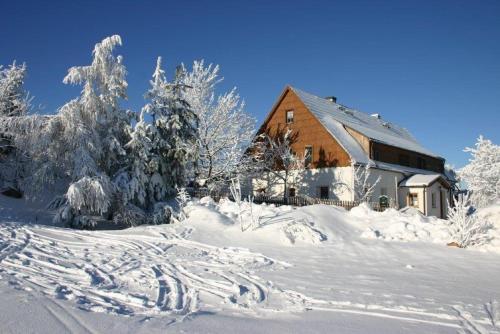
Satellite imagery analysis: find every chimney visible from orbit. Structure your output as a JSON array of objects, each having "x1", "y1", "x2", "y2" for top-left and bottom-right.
[
  {"x1": 370, "y1": 113, "x2": 381, "y2": 119},
  {"x1": 325, "y1": 96, "x2": 337, "y2": 103}
]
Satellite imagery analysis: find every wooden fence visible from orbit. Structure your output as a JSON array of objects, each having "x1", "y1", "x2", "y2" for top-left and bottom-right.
[{"x1": 187, "y1": 188, "x2": 392, "y2": 212}]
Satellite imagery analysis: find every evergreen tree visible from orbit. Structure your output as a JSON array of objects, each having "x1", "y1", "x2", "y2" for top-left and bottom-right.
[
  {"x1": 0, "y1": 61, "x2": 32, "y2": 117},
  {"x1": 158, "y1": 65, "x2": 199, "y2": 194}
]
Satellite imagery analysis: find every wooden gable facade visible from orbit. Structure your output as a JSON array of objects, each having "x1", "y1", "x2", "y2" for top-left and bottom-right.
[{"x1": 257, "y1": 87, "x2": 351, "y2": 168}]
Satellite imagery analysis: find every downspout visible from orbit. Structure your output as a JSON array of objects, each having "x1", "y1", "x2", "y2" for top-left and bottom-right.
[
  {"x1": 394, "y1": 176, "x2": 399, "y2": 209},
  {"x1": 423, "y1": 188, "x2": 427, "y2": 215},
  {"x1": 351, "y1": 161, "x2": 356, "y2": 201}
]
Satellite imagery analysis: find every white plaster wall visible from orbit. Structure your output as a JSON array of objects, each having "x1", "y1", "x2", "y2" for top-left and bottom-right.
[
  {"x1": 251, "y1": 166, "x2": 448, "y2": 218},
  {"x1": 425, "y1": 182, "x2": 450, "y2": 218},
  {"x1": 399, "y1": 187, "x2": 426, "y2": 214},
  {"x1": 251, "y1": 167, "x2": 354, "y2": 201},
  {"x1": 366, "y1": 169, "x2": 405, "y2": 207}
]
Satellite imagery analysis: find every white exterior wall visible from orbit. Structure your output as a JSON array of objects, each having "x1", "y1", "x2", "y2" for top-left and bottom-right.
[
  {"x1": 251, "y1": 166, "x2": 449, "y2": 218},
  {"x1": 251, "y1": 167, "x2": 354, "y2": 201},
  {"x1": 366, "y1": 169, "x2": 405, "y2": 208},
  {"x1": 398, "y1": 182, "x2": 451, "y2": 217},
  {"x1": 425, "y1": 182, "x2": 450, "y2": 218},
  {"x1": 399, "y1": 187, "x2": 426, "y2": 213}
]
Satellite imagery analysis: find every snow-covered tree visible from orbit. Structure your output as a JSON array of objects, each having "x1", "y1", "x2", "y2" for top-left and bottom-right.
[
  {"x1": 118, "y1": 57, "x2": 198, "y2": 215},
  {"x1": 117, "y1": 109, "x2": 159, "y2": 208},
  {"x1": 159, "y1": 65, "x2": 199, "y2": 193},
  {"x1": 352, "y1": 162, "x2": 381, "y2": 203},
  {"x1": 17, "y1": 35, "x2": 133, "y2": 227},
  {"x1": 117, "y1": 57, "x2": 169, "y2": 211},
  {"x1": 0, "y1": 61, "x2": 32, "y2": 117},
  {"x1": 182, "y1": 60, "x2": 255, "y2": 189},
  {"x1": 447, "y1": 193, "x2": 491, "y2": 248},
  {"x1": 459, "y1": 136, "x2": 500, "y2": 208},
  {"x1": 0, "y1": 61, "x2": 34, "y2": 188},
  {"x1": 251, "y1": 127, "x2": 307, "y2": 203}
]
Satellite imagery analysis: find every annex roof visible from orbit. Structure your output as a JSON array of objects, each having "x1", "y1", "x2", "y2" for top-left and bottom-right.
[{"x1": 399, "y1": 174, "x2": 450, "y2": 188}]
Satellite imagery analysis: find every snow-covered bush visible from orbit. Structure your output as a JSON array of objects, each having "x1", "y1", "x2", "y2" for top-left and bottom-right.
[
  {"x1": 67, "y1": 176, "x2": 115, "y2": 215},
  {"x1": 175, "y1": 186, "x2": 191, "y2": 221},
  {"x1": 182, "y1": 60, "x2": 255, "y2": 189},
  {"x1": 459, "y1": 136, "x2": 500, "y2": 208},
  {"x1": 447, "y1": 193, "x2": 492, "y2": 248},
  {"x1": 152, "y1": 202, "x2": 172, "y2": 225},
  {"x1": 113, "y1": 203, "x2": 148, "y2": 227}
]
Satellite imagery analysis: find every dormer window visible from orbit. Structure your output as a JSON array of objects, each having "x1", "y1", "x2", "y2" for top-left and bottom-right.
[{"x1": 286, "y1": 110, "x2": 294, "y2": 124}]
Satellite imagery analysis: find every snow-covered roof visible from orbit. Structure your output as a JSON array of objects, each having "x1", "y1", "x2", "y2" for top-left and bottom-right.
[
  {"x1": 374, "y1": 161, "x2": 436, "y2": 176},
  {"x1": 290, "y1": 87, "x2": 442, "y2": 160},
  {"x1": 399, "y1": 174, "x2": 448, "y2": 187}
]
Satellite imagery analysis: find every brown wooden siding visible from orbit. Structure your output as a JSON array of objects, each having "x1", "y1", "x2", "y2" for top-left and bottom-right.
[
  {"x1": 345, "y1": 126, "x2": 370, "y2": 154},
  {"x1": 258, "y1": 88, "x2": 351, "y2": 168},
  {"x1": 371, "y1": 141, "x2": 444, "y2": 173}
]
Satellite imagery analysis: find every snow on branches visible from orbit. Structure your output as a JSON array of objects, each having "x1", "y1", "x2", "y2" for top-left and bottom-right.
[
  {"x1": 459, "y1": 136, "x2": 500, "y2": 208},
  {"x1": 447, "y1": 193, "x2": 491, "y2": 248},
  {"x1": 182, "y1": 60, "x2": 255, "y2": 189},
  {"x1": 0, "y1": 61, "x2": 32, "y2": 117},
  {"x1": 352, "y1": 162, "x2": 381, "y2": 203},
  {"x1": 67, "y1": 176, "x2": 114, "y2": 215},
  {"x1": 13, "y1": 35, "x2": 132, "y2": 226},
  {"x1": 2, "y1": 37, "x2": 255, "y2": 229},
  {"x1": 251, "y1": 127, "x2": 307, "y2": 202},
  {"x1": 121, "y1": 57, "x2": 198, "y2": 209}
]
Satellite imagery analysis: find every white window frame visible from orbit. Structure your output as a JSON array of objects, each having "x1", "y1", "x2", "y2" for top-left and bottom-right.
[
  {"x1": 286, "y1": 110, "x2": 294, "y2": 124},
  {"x1": 409, "y1": 193, "x2": 419, "y2": 207}
]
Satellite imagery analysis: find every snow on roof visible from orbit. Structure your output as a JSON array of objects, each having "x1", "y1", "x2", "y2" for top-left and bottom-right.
[
  {"x1": 374, "y1": 161, "x2": 436, "y2": 175},
  {"x1": 290, "y1": 87, "x2": 442, "y2": 160},
  {"x1": 399, "y1": 174, "x2": 447, "y2": 187}
]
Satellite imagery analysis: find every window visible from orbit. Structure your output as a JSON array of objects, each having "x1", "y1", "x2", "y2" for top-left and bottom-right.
[
  {"x1": 304, "y1": 145, "x2": 313, "y2": 167},
  {"x1": 408, "y1": 193, "x2": 419, "y2": 207},
  {"x1": 289, "y1": 188, "x2": 296, "y2": 197},
  {"x1": 373, "y1": 149, "x2": 380, "y2": 161},
  {"x1": 286, "y1": 110, "x2": 294, "y2": 124},
  {"x1": 431, "y1": 192, "x2": 436, "y2": 208},
  {"x1": 398, "y1": 154, "x2": 410, "y2": 167},
  {"x1": 319, "y1": 186, "x2": 329, "y2": 199},
  {"x1": 380, "y1": 187, "x2": 387, "y2": 196},
  {"x1": 417, "y1": 157, "x2": 427, "y2": 170}
]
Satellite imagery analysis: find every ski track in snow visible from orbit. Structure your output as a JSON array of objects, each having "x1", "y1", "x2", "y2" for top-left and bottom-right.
[
  {"x1": 0, "y1": 222, "x2": 494, "y2": 331},
  {"x1": 0, "y1": 223, "x2": 298, "y2": 320}
]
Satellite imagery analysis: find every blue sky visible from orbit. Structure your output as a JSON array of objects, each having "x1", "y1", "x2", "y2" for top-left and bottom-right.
[{"x1": 1, "y1": 0, "x2": 499, "y2": 168}]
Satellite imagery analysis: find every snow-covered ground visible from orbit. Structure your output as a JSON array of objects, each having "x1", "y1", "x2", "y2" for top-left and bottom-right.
[{"x1": 0, "y1": 195, "x2": 499, "y2": 333}]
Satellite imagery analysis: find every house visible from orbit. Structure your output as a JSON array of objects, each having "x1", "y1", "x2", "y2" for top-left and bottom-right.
[{"x1": 251, "y1": 86, "x2": 454, "y2": 218}]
